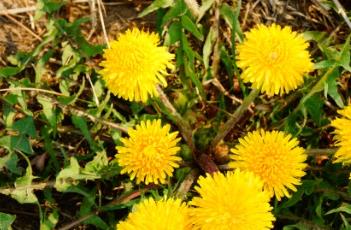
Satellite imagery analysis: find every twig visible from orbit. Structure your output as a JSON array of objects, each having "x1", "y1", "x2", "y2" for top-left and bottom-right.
[
  {"x1": 0, "y1": 0, "x2": 93, "y2": 15},
  {"x1": 0, "y1": 6, "x2": 36, "y2": 15},
  {"x1": 211, "y1": 89, "x2": 259, "y2": 149},
  {"x1": 156, "y1": 86, "x2": 195, "y2": 151},
  {"x1": 331, "y1": 0, "x2": 351, "y2": 30},
  {"x1": 85, "y1": 73, "x2": 100, "y2": 106},
  {"x1": 4, "y1": 14, "x2": 42, "y2": 41},
  {"x1": 305, "y1": 148, "x2": 337, "y2": 156},
  {"x1": 210, "y1": 0, "x2": 221, "y2": 79},
  {"x1": 205, "y1": 78, "x2": 243, "y2": 105},
  {"x1": 97, "y1": 0, "x2": 110, "y2": 48},
  {"x1": 57, "y1": 212, "x2": 96, "y2": 230}
]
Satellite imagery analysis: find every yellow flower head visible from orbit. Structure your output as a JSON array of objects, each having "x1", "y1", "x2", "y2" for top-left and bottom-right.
[
  {"x1": 99, "y1": 28, "x2": 174, "y2": 102},
  {"x1": 237, "y1": 24, "x2": 313, "y2": 96},
  {"x1": 229, "y1": 130, "x2": 307, "y2": 201},
  {"x1": 117, "y1": 197, "x2": 192, "y2": 230},
  {"x1": 190, "y1": 170, "x2": 275, "y2": 230},
  {"x1": 331, "y1": 105, "x2": 351, "y2": 164},
  {"x1": 116, "y1": 119, "x2": 181, "y2": 184}
]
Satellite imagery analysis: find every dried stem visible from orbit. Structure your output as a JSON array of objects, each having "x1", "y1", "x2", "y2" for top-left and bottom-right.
[
  {"x1": 211, "y1": 89, "x2": 259, "y2": 149},
  {"x1": 210, "y1": 0, "x2": 221, "y2": 79},
  {"x1": 331, "y1": 0, "x2": 351, "y2": 30},
  {"x1": 305, "y1": 148, "x2": 337, "y2": 156}
]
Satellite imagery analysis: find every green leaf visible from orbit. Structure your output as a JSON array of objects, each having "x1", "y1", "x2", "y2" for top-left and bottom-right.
[
  {"x1": 11, "y1": 135, "x2": 33, "y2": 155},
  {"x1": 0, "y1": 66, "x2": 21, "y2": 78},
  {"x1": 203, "y1": 27, "x2": 217, "y2": 70},
  {"x1": 138, "y1": 0, "x2": 174, "y2": 17},
  {"x1": 161, "y1": 0, "x2": 186, "y2": 26},
  {"x1": 37, "y1": 96, "x2": 57, "y2": 132},
  {"x1": 0, "y1": 212, "x2": 16, "y2": 230},
  {"x1": 83, "y1": 151, "x2": 108, "y2": 175},
  {"x1": 84, "y1": 216, "x2": 109, "y2": 230},
  {"x1": 336, "y1": 34, "x2": 351, "y2": 71},
  {"x1": 12, "y1": 116, "x2": 37, "y2": 138},
  {"x1": 35, "y1": 50, "x2": 54, "y2": 83},
  {"x1": 304, "y1": 95, "x2": 324, "y2": 125},
  {"x1": 165, "y1": 22, "x2": 182, "y2": 46},
  {"x1": 0, "y1": 152, "x2": 21, "y2": 175},
  {"x1": 40, "y1": 210, "x2": 59, "y2": 230},
  {"x1": 220, "y1": 3, "x2": 243, "y2": 41},
  {"x1": 324, "y1": 67, "x2": 344, "y2": 108},
  {"x1": 55, "y1": 157, "x2": 81, "y2": 192},
  {"x1": 10, "y1": 165, "x2": 38, "y2": 204},
  {"x1": 55, "y1": 157, "x2": 100, "y2": 192},
  {"x1": 326, "y1": 203, "x2": 351, "y2": 215},
  {"x1": 57, "y1": 77, "x2": 86, "y2": 105},
  {"x1": 197, "y1": 0, "x2": 215, "y2": 22},
  {"x1": 57, "y1": 42, "x2": 81, "y2": 78},
  {"x1": 181, "y1": 15, "x2": 204, "y2": 41},
  {"x1": 71, "y1": 115, "x2": 98, "y2": 151}
]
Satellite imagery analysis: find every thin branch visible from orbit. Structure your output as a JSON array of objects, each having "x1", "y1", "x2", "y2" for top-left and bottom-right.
[
  {"x1": 97, "y1": 0, "x2": 110, "y2": 48},
  {"x1": 305, "y1": 148, "x2": 337, "y2": 156},
  {"x1": 210, "y1": 0, "x2": 221, "y2": 79},
  {"x1": 4, "y1": 14, "x2": 42, "y2": 41},
  {"x1": 57, "y1": 212, "x2": 96, "y2": 230},
  {"x1": 0, "y1": 0, "x2": 93, "y2": 15},
  {"x1": 85, "y1": 73, "x2": 100, "y2": 106},
  {"x1": 331, "y1": 0, "x2": 351, "y2": 30}
]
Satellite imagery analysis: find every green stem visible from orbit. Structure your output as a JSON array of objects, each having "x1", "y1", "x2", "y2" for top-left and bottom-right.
[
  {"x1": 156, "y1": 86, "x2": 195, "y2": 152},
  {"x1": 211, "y1": 88, "x2": 259, "y2": 149},
  {"x1": 293, "y1": 66, "x2": 337, "y2": 114}
]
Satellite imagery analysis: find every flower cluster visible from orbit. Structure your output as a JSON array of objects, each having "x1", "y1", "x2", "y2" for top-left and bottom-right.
[
  {"x1": 98, "y1": 25, "x2": 347, "y2": 229},
  {"x1": 117, "y1": 170, "x2": 275, "y2": 229}
]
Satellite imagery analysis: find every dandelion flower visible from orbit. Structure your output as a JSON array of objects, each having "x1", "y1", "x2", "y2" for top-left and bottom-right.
[
  {"x1": 116, "y1": 119, "x2": 181, "y2": 184},
  {"x1": 237, "y1": 24, "x2": 313, "y2": 96},
  {"x1": 190, "y1": 170, "x2": 275, "y2": 230},
  {"x1": 99, "y1": 28, "x2": 174, "y2": 102},
  {"x1": 331, "y1": 105, "x2": 351, "y2": 164},
  {"x1": 117, "y1": 197, "x2": 192, "y2": 230},
  {"x1": 229, "y1": 130, "x2": 307, "y2": 200}
]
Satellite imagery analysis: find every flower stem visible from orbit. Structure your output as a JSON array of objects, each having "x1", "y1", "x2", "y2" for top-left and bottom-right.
[
  {"x1": 156, "y1": 86, "x2": 195, "y2": 152},
  {"x1": 211, "y1": 88, "x2": 259, "y2": 149}
]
